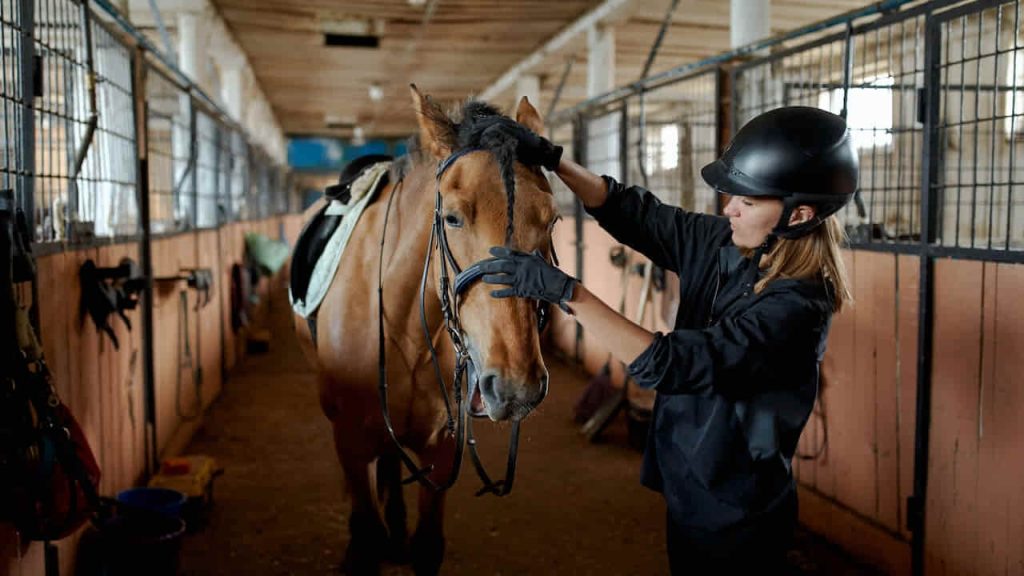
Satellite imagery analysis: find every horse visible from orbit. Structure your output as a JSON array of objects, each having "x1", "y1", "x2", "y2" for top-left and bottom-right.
[{"x1": 293, "y1": 86, "x2": 558, "y2": 576}]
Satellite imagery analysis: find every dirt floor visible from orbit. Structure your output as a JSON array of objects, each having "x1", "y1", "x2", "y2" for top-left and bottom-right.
[{"x1": 176, "y1": 295, "x2": 883, "y2": 576}]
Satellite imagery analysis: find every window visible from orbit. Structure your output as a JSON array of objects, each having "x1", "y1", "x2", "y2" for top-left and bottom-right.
[
  {"x1": 1005, "y1": 50, "x2": 1024, "y2": 137},
  {"x1": 644, "y1": 124, "x2": 679, "y2": 174},
  {"x1": 818, "y1": 75, "x2": 894, "y2": 149}
]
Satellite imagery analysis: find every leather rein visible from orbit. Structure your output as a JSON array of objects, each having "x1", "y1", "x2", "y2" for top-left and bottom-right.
[{"x1": 376, "y1": 148, "x2": 550, "y2": 497}]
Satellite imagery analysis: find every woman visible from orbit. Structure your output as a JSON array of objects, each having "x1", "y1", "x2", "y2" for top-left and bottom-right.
[{"x1": 479, "y1": 106, "x2": 857, "y2": 574}]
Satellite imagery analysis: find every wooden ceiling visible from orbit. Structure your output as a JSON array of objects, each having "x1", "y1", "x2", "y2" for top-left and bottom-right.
[{"x1": 209, "y1": 0, "x2": 879, "y2": 139}]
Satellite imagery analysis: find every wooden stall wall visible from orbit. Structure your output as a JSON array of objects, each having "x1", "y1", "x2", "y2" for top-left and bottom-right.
[
  {"x1": 1, "y1": 215, "x2": 296, "y2": 576},
  {"x1": 925, "y1": 260, "x2": 1024, "y2": 576},
  {"x1": 796, "y1": 251, "x2": 918, "y2": 576},
  {"x1": 0, "y1": 244, "x2": 145, "y2": 575}
]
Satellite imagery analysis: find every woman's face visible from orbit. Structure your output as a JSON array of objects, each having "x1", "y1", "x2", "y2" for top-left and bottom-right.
[{"x1": 722, "y1": 195, "x2": 784, "y2": 248}]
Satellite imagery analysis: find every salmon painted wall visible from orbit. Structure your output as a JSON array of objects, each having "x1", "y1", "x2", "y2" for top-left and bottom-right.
[
  {"x1": 925, "y1": 260, "x2": 1024, "y2": 575},
  {"x1": 797, "y1": 251, "x2": 919, "y2": 575},
  {"x1": 0, "y1": 214, "x2": 303, "y2": 576}
]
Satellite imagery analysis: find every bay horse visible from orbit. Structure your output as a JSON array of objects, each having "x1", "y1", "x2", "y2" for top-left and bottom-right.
[{"x1": 293, "y1": 86, "x2": 557, "y2": 575}]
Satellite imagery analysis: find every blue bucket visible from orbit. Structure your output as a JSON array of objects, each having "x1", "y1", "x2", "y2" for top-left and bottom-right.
[
  {"x1": 83, "y1": 509, "x2": 187, "y2": 576},
  {"x1": 116, "y1": 487, "x2": 188, "y2": 519}
]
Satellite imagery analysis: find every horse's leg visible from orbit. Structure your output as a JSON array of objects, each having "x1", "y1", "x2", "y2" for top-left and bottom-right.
[
  {"x1": 376, "y1": 450, "x2": 409, "y2": 563},
  {"x1": 410, "y1": 486, "x2": 447, "y2": 576},
  {"x1": 333, "y1": 423, "x2": 388, "y2": 575}
]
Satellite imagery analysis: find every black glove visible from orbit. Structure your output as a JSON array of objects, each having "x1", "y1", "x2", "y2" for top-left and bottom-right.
[
  {"x1": 480, "y1": 247, "x2": 576, "y2": 312},
  {"x1": 481, "y1": 122, "x2": 563, "y2": 171}
]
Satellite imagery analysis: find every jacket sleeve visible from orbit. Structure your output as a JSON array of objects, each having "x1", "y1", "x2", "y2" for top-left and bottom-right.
[
  {"x1": 585, "y1": 175, "x2": 728, "y2": 274},
  {"x1": 626, "y1": 291, "x2": 828, "y2": 399}
]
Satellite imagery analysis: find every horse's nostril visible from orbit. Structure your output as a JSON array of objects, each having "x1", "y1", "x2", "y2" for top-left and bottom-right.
[
  {"x1": 536, "y1": 371, "x2": 549, "y2": 404},
  {"x1": 478, "y1": 372, "x2": 498, "y2": 398}
]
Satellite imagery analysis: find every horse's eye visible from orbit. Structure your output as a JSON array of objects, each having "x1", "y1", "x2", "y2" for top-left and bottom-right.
[{"x1": 444, "y1": 213, "x2": 463, "y2": 228}]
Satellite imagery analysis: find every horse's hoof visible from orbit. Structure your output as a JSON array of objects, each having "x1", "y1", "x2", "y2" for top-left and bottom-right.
[
  {"x1": 342, "y1": 534, "x2": 387, "y2": 575},
  {"x1": 340, "y1": 550, "x2": 381, "y2": 576},
  {"x1": 410, "y1": 532, "x2": 445, "y2": 576},
  {"x1": 385, "y1": 537, "x2": 411, "y2": 564}
]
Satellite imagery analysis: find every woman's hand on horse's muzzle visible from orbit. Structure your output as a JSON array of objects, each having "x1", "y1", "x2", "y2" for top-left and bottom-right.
[
  {"x1": 481, "y1": 122, "x2": 563, "y2": 171},
  {"x1": 481, "y1": 247, "x2": 575, "y2": 313}
]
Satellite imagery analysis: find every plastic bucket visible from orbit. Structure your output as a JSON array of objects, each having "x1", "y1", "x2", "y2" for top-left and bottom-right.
[
  {"x1": 116, "y1": 487, "x2": 188, "y2": 519},
  {"x1": 79, "y1": 508, "x2": 187, "y2": 576}
]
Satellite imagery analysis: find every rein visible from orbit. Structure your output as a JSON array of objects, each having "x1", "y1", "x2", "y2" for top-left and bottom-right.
[{"x1": 375, "y1": 148, "x2": 526, "y2": 497}]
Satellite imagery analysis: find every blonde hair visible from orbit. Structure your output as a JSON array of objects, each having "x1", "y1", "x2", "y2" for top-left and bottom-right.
[{"x1": 750, "y1": 216, "x2": 852, "y2": 313}]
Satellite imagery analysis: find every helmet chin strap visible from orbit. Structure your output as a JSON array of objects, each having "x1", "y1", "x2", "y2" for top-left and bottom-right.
[
  {"x1": 771, "y1": 197, "x2": 836, "y2": 239},
  {"x1": 743, "y1": 233, "x2": 777, "y2": 294}
]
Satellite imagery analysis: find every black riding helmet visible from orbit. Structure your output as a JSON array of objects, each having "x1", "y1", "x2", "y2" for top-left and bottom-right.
[{"x1": 701, "y1": 106, "x2": 859, "y2": 240}]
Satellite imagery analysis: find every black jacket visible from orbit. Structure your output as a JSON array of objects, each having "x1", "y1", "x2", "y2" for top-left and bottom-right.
[{"x1": 587, "y1": 177, "x2": 833, "y2": 532}]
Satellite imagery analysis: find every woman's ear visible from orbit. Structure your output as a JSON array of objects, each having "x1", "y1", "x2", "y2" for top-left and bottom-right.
[{"x1": 788, "y1": 205, "x2": 817, "y2": 226}]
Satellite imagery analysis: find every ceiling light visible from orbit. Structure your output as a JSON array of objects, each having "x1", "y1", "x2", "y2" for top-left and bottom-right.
[
  {"x1": 408, "y1": 0, "x2": 427, "y2": 6},
  {"x1": 324, "y1": 114, "x2": 355, "y2": 129},
  {"x1": 368, "y1": 83, "x2": 384, "y2": 102}
]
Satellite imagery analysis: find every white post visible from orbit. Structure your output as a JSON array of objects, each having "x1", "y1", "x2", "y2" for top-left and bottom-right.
[
  {"x1": 730, "y1": 0, "x2": 771, "y2": 50},
  {"x1": 587, "y1": 24, "x2": 615, "y2": 97},
  {"x1": 516, "y1": 74, "x2": 541, "y2": 109},
  {"x1": 177, "y1": 12, "x2": 201, "y2": 81},
  {"x1": 221, "y1": 65, "x2": 245, "y2": 122},
  {"x1": 586, "y1": 24, "x2": 619, "y2": 179}
]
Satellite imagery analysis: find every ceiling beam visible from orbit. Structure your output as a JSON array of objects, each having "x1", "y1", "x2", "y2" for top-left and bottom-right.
[{"x1": 477, "y1": 0, "x2": 636, "y2": 102}]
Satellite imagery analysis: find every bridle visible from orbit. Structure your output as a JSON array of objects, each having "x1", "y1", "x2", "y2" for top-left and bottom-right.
[{"x1": 376, "y1": 147, "x2": 554, "y2": 497}]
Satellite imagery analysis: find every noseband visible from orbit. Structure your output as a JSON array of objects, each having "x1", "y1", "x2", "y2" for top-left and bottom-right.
[{"x1": 377, "y1": 147, "x2": 553, "y2": 497}]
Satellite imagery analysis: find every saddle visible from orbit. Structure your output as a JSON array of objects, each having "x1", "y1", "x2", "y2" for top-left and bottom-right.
[{"x1": 289, "y1": 154, "x2": 392, "y2": 320}]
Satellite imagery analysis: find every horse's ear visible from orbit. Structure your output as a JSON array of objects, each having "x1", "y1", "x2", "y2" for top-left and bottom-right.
[
  {"x1": 410, "y1": 84, "x2": 455, "y2": 160},
  {"x1": 515, "y1": 96, "x2": 545, "y2": 135}
]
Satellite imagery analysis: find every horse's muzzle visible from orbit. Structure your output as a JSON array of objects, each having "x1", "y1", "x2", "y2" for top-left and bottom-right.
[{"x1": 475, "y1": 368, "x2": 548, "y2": 422}]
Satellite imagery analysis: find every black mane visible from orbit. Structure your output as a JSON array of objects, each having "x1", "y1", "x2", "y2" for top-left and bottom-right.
[{"x1": 453, "y1": 100, "x2": 519, "y2": 244}]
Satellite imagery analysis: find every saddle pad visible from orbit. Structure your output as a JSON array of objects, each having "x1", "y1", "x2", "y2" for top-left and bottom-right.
[{"x1": 289, "y1": 161, "x2": 391, "y2": 318}]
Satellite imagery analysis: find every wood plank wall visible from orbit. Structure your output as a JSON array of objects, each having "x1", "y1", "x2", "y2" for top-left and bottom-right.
[
  {"x1": 551, "y1": 215, "x2": 1024, "y2": 576},
  {"x1": 797, "y1": 251, "x2": 918, "y2": 576},
  {"x1": 925, "y1": 260, "x2": 1024, "y2": 575},
  {"x1": 1, "y1": 214, "x2": 303, "y2": 576}
]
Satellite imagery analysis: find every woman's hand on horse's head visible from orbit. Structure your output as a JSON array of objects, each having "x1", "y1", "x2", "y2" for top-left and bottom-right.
[
  {"x1": 480, "y1": 247, "x2": 575, "y2": 313},
  {"x1": 481, "y1": 123, "x2": 563, "y2": 171}
]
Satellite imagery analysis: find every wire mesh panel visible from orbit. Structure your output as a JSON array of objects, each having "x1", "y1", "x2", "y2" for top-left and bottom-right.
[
  {"x1": 145, "y1": 65, "x2": 192, "y2": 234},
  {"x1": 272, "y1": 166, "x2": 288, "y2": 215},
  {"x1": 31, "y1": 0, "x2": 87, "y2": 242},
  {"x1": 75, "y1": 18, "x2": 137, "y2": 239},
  {"x1": 1, "y1": 0, "x2": 29, "y2": 209},
  {"x1": 195, "y1": 108, "x2": 218, "y2": 228},
  {"x1": 215, "y1": 120, "x2": 231, "y2": 223},
  {"x1": 733, "y1": 10, "x2": 929, "y2": 247},
  {"x1": 625, "y1": 70, "x2": 718, "y2": 214},
  {"x1": 843, "y1": 13, "x2": 928, "y2": 245},
  {"x1": 935, "y1": 1, "x2": 1024, "y2": 254},
  {"x1": 227, "y1": 129, "x2": 247, "y2": 221},
  {"x1": 250, "y1": 151, "x2": 270, "y2": 220},
  {"x1": 733, "y1": 40, "x2": 844, "y2": 129}
]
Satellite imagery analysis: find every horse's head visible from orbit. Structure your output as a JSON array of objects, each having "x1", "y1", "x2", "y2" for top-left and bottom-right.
[{"x1": 411, "y1": 86, "x2": 557, "y2": 422}]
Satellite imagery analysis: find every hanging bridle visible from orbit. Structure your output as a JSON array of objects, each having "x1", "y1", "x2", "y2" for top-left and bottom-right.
[{"x1": 375, "y1": 147, "x2": 554, "y2": 497}]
